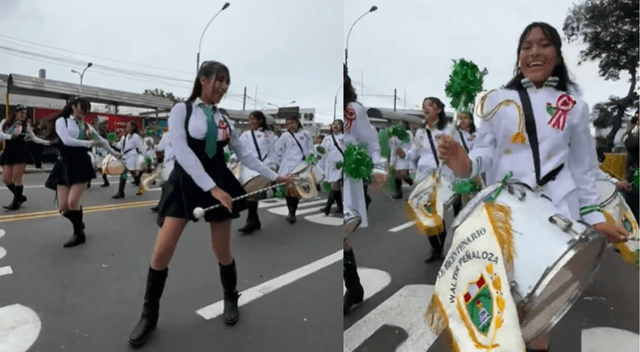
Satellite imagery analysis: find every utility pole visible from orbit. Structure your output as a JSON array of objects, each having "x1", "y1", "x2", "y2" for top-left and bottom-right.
[
  {"x1": 254, "y1": 87, "x2": 257, "y2": 110},
  {"x1": 404, "y1": 89, "x2": 406, "y2": 109},
  {"x1": 243, "y1": 86, "x2": 247, "y2": 110},
  {"x1": 394, "y1": 89, "x2": 397, "y2": 112}
]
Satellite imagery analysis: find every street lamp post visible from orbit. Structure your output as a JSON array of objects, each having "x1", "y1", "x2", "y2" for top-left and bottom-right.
[
  {"x1": 345, "y1": 5, "x2": 377, "y2": 67},
  {"x1": 71, "y1": 62, "x2": 93, "y2": 85},
  {"x1": 267, "y1": 100, "x2": 296, "y2": 108},
  {"x1": 333, "y1": 83, "x2": 343, "y2": 121},
  {"x1": 197, "y1": 2, "x2": 230, "y2": 72}
]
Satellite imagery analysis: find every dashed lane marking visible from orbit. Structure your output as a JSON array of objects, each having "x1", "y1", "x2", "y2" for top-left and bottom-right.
[{"x1": 388, "y1": 221, "x2": 417, "y2": 233}]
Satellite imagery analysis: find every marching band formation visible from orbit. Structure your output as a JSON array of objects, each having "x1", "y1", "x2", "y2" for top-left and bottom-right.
[{"x1": 0, "y1": 21, "x2": 638, "y2": 352}]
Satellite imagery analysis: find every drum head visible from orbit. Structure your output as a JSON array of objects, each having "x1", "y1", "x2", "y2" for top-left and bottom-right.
[
  {"x1": 596, "y1": 180, "x2": 617, "y2": 206},
  {"x1": 518, "y1": 228, "x2": 605, "y2": 342}
]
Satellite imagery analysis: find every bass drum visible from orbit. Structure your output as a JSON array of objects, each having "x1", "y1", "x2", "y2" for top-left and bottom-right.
[
  {"x1": 287, "y1": 162, "x2": 318, "y2": 199},
  {"x1": 102, "y1": 155, "x2": 125, "y2": 175},
  {"x1": 233, "y1": 163, "x2": 271, "y2": 194},
  {"x1": 596, "y1": 179, "x2": 639, "y2": 266}
]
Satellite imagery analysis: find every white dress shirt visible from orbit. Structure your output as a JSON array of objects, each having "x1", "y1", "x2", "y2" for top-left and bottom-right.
[
  {"x1": 275, "y1": 128, "x2": 314, "y2": 175},
  {"x1": 239, "y1": 128, "x2": 278, "y2": 171}
]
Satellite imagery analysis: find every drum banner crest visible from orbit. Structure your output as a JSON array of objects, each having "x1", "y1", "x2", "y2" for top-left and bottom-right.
[{"x1": 425, "y1": 203, "x2": 525, "y2": 351}]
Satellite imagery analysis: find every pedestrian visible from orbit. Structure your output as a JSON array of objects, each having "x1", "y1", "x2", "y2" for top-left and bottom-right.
[
  {"x1": 0, "y1": 105, "x2": 51, "y2": 210},
  {"x1": 112, "y1": 121, "x2": 149, "y2": 198},
  {"x1": 274, "y1": 114, "x2": 313, "y2": 224},
  {"x1": 396, "y1": 97, "x2": 457, "y2": 263},
  {"x1": 44, "y1": 97, "x2": 120, "y2": 247},
  {"x1": 438, "y1": 22, "x2": 629, "y2": 352},
  {"x1": 128, "y1": 60, "x2": 293, "y2": 346},
  {"x1": 237, "y1": 111, "x2": 278, "y2": 234},
  {"x1": 320, "y1": 119, "x2": 344, "y2": 215}
]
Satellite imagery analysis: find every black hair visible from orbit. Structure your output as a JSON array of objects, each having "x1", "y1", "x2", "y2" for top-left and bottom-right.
[
  {"x1": 422, "y1": 97, "x2": 448, "y2": 130},
  {"x1": 128, "y1": 121, "x2": 139, "y2": 135},
  {"x1": 286, "y1": 116, "x2": 303, "y2": 130},
  {"x1": 457, "y1": 111, "x2": 476, "y2": 134},
  {"x1": 332, "y1": 119, "x2": 344, "y2": 134},
  {"x1": 344, "y1": 64, "x2": 358, "y2": 111},
  {"x1": 187, "y1": 61, "x2": 230, "y2": 103},
  {"x1": 2, "y1": 105, "x2": 29, "y2": 133},
  {"x1": 249, "y1": 110, "x2": 269, "y2": 130},
  {"x1": 45, "y1": 97, "x2": 91, "y2": 140},
  {"x1": 504, "y1": 22, "x2": 577, "y2": 93}
]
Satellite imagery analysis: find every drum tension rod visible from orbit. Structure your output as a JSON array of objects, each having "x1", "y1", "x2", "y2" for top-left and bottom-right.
[
  {"x1": 549, "y1": 215, "x2": 580, "y2": 236},
  {"x1": 507, "y1": 184, "x2": 527, "y2": 201}
]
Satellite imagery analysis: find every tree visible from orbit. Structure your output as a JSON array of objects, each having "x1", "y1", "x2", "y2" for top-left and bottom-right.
[
  {"x1": 563, "y1": 0, "x2": 639, "y2": 144},
  {"x1": 143, "y1": 88, "x2": 185, "y2": 104}
]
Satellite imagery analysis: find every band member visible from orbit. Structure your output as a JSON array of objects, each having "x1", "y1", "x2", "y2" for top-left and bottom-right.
[
  {"x1": 396, "y1": 97, "x2": 456, "y2": 263},
  {"x1": 391, "y1": 120, "x2": 415, "y2": 199},
  {"x1": 275, "y1": 115, "x2": 313, "y2": 224},
  {"x1": 151, "y1": 126, "x2": 173, "y2": 213},
  {"x1": 438, "y1": 22, "x2": 629, "y2": 352},
  {"x1": 453, "y1": 111, "x2": 476, "y2": 153},
  {"x1": 128, "y1": 61, "x2": 293, "y2": 346},
  {"x1": 343, "y1": 64, "x2": 387, "y2": 314},
  {"x1": 112, "y1": 121, "x2": 149, "y2": 198},
  {"x1": 237, "y1": 111, "x2": 277, "y2": 234},
  {"x1": 0, "y1": 105, "x2": 51, "y2": 210},
  {"x1": 320, "y1": 119, "x2": 344, "y2": 215},
  {"x1": 45, "y1": 98, "x2": 120, "y2": 247}
]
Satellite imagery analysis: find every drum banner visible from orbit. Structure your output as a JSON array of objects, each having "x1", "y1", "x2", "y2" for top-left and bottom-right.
[
  {"x1": 405, "y1": 172, "x2": 449, "y2": 237},
  {"x1": 602, "y1": 197, "x2": 639, "y2": 267},
  {"x1": 425, "y1": 202, "x2": 525, "y2": 352}
]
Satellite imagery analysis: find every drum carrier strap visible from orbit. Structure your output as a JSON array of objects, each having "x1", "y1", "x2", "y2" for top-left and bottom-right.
[
  {"x1": 250, "y1": 130, "x2": 265, "y2": 161},
  {"x1": 331, "y1": 134, "x2": 343, "y2": 156},
  {"x1": 425, "y1": 128, "x2": 440, "y2": 167},
  {"x1": 458, "y1": 130, "x2": 469, "y2": 153},
  {"x1": 288, "y1": 130, "x2": 306, "y2": 161},
  {"x1": 517, "y1": 88, "x2": 564, "y2": 188}
]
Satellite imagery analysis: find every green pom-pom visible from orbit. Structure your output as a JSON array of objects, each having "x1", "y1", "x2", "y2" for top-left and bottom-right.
[
  {"x1": 387, "y1": 124, "x2": 410, "y2": 143},
  {"x1": 444, "y1": 58, "x2": 488, "y2": 113},
  {"x1": 317, "y1": 146, "x2": 325, "y2": 155},
  {"x1": 107, "y1": 133, "x2": 117, "y2": 142},
  {"x1": 224, "y1": 151, "x2": 231, "y2": 163},
  {"x1": 321, "y1": 181, "x2": 332, "y2": 193},
  {"x1": 453, "y1": 179, "x2": 481, "y2": 196},
  {"x1": 146, "y1": 129, "x2": 154, "y2": 136},
  {"x1": 335, "y1": 161, "x2": 343, "y2": 169},
  {"x1": 275, "y1": 185, "x2": 286, "y2": 199},
  {"x1": 120, "y1": 173, "x2": 128, "y2": 180},
  {"x1": 343, "y1": 143, "x2": 374, "y2": 181},
  {"x1": 305, "y1": 153, "x2": 319, "y2": 165},
  {"x1": 378, "y1": 129, "x2": 391, "y2": 159},
  {"x1": 144, "y1": 156, "x2": 152, "y2": 165},
  {"x1": 632, "y1": 167, "x2": 639, "y2": 191}
]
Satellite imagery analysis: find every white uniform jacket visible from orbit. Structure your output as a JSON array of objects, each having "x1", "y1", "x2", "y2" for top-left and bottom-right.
[
  {"x1": 453, "y1": 129, "x2": 476, "y2": 153},
  {"x1": 239, "y1": 128, "x2": 278, "y2": 171},
  {"x1": 116, "y1": 133, "x2": 149, "y2": 171},
  {"x1": 403, "y1": 123, "x2": 457, "y2": 183},
  {"x1": 0, "y1": 120, "x2": 50, "y2": 145},
  {"x1": 468, "y1": 78, "x2": 605, "y2": 225},
  {"x1": 275, "y1": 128, "x2": 314, "y2": 176},
  {"x1": 392, "y1": 130, "x2": 414, "y2": 170},
  {"x1": 321, "y1": 132, "x2": 344, "y2": 183},
  {"x1": 168, "y1": 99, "x2": 278, "y2": 192}
]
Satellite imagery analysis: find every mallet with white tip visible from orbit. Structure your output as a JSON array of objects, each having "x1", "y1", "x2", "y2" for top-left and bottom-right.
[{"x1": 193, "y1": 182, "x2": 286, "y2": 220}]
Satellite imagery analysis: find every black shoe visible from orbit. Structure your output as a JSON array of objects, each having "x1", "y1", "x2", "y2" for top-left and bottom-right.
[
  {"x1": 424, "y1": 247, "x2": 443, "y2": 263},
  {"x1": 286, "y1": 214, "x2": 296, "y2": 224},
  {"x1": 113, "y1": 178, "x2": 126, "y2": 199},
  {"x1": 223, "y1": 290, "x2": 240, "y2": 325},
  {"x1": 63, "y1": 209, "x2": 86, "y2": 248},
  {"x1": 344, "y1": 284, "x2": 364, "y2": 314},
  {"x1": 150, "y1": 205, "x2": 159, "y2": 213},
  {"x1": 129, "y1": 267, "x2": 168, "y2": 347},
  {"x1": 238, "y1": 220, "x2": 261, "y2": 234},
  {"x1": 3, "y1": 199, "x2": 21, "y2": 211},
  {"x1": 332, "y1": 206, "x2": 343, "y2": 215},
  {"x1": 63, "y1": 233, "x2": 86, "y2": 248},
  {"x1": 100, "y1": 182, "x2": 110, "y2": 187},
  {"x1": 344, "y1": 248, "x2": 364, "y2": 314}
]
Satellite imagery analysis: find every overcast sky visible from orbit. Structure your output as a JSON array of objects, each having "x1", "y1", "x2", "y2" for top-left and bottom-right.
[
  {"x1": 344, "y1": 0, "x2": 634, "y2": 118},
  {"x1": 0, "y1": 0, "x2": 341, "y2": 124}
]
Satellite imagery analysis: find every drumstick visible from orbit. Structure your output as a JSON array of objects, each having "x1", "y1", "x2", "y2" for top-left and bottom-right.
[{"x1": 193, "y1": 182, "x2": 287, "y2": 220}]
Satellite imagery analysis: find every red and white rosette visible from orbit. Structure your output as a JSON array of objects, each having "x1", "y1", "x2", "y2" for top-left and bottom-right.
[
  {"x1": 344, "y1": 105, "x2": 356, "y2": 133},
  {"x1": 547, "y1": 94, "x2": 576, "y2": 131}
]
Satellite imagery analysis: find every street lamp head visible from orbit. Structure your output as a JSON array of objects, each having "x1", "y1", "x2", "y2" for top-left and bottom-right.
[
  {"x1": 222, "y1": 2, "x2": 230, "y2": 10},
  {"x1": 71, "y1": 69, "x2": 79, "y2": 74},
  {"x1": 370, "y1": 5, "x2": 378, "y2": 12},
  {"x1": 87, "y1": 62, "x2": 93, "y2": 68}
]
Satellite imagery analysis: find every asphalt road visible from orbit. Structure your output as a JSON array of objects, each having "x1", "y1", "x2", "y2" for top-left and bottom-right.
[
  {"x1": 344, "y1": 183, "x2": 640, "y2": 352},
  {"x1": 0, "y1": 171, "x2": 342, "y2": 352}
]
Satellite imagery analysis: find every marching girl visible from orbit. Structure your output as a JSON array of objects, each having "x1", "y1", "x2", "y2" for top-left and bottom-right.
[
  {"x1": 320, "y1": 119, "x2": 344, "y2": 215},
  {"x1": 274, "y1": 115, "x2": 313, "y2": 224},
  {"x1": 438, "y1": 22, "x2": 629, "y2": 352},
  {"x1": 150, "y1": 126, "x2": 173, "y2": 213},
  {"x1": 237, "y1": 111, "x2": 278, "y2": 234},
  {"x1": 391, "y1": 120, "x2": 415, "y2": 199},
  {"x1": 0, "y1": 105, "x2": 51, "y2": 210},
  {"x1": 112, "y1": 121, "x2": 149, "y2": 198},
  {"x1": 128, "y1": 61, "x2": 293, "y2": 346},
  {"x1": 45, "y1": 98, "x2": 120, "y2": 247},
  {"x1": 452, "y1": 111, "x2": 476, "y2": 153},
  {"x1": 343, "y1": 64, "x2": 387, "y2": 314},
  {"x1": 395, "y1": 97, "x2": 456, "y2": 263}
]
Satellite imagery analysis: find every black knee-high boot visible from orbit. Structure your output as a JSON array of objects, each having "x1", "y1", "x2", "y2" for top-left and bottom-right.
[
  {"x1": 322, "y1": 190, "x2": 336, "y2": 215},
  {"x1": 285, "y1": 196, "x2": 298, "y2": 224},
  {"x1": 363, "y1": 184, "x2": 372, "y2": 211},
  {"x1": 15, "y1": 185, "x2": 26, "y2": 202},
  {"x1": 425, "y1": 230, "x2": 446, "y2": 263},
  {"x1": 219, "y1": 260, "x2": 240, "y2": 325},
  {"x1": 238, "y1": 201, "x2": 260, "y2": 234},
  {"x1": 62, "y1": 208, "x2": 86, "y2": 248},
  {"x1": 113, "y1": 177, "x2": 126, "y2": 199},
  {"x1": 101, "y1": 173, "x2": 110, "y2": 187},
  {"x1": 129, "y1": 267, "x2": 169, "y2": 346},
  {"x1": 3, "y1": 184, "x2": 25, "y2": 210},
  {"x1": 344, "y1": 248, "x2": 364, "y2": 314},
  {"x1": 403, "y1": 176, "x2": 414, "y2": 186},
  {"x1": 393, "y1": 178, "x2": 403, "y2": 199},
  {"x1": 334, "y1": 190, "x2": 343, "y2": 214}
]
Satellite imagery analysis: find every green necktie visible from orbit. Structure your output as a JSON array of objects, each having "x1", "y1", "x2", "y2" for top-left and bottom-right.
[
  {"x1": 202, "y1": 105, "x2": 218, "y2": 158},
  {"x1": 76, "y1": 119, "x2": 86, "y2": 140}
]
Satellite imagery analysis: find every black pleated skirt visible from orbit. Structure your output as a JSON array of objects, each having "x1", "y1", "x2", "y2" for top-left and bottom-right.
[
  {"x1": 0, "y1": 139, "x2": 34, "y2": 166},
  {"x1": 45, "y1": 146, "x2": 96, "y2": 189},
  {"x1": 156, "y1": 153, "x2": 247, "y2": 226}
]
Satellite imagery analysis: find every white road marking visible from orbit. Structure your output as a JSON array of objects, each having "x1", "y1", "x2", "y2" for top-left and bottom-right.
[
  {"x1": 388, "y1": 221, "x2": 417, "y2": 233},
  {"x1": 343, "y1": 284, "x2": 438, "y2": 352},
  {"x1": 0, "y1": 247, "x2": 5, "y2": 260},
  {"x1": 258, "y1": 199, "x2": 286, "y2": 208},
  {"x1": 582, "y1": 327, "x2": 640, "y2": 352},
  {"x1": 0, "y1": 229, "x2": 4, "y2": 239},
  {"x1": 267, "y1": 200, "x2": 327, "y2": 216},
  {"x1": 196, "y1": 249, "x2": 342, "y2": 320},
  {"x1": 0, "y1": 185, "x2": 46, "y2": 190},
  {"x1": 0, "y1": 266, "x2": 12, "y2": 277},
  {"x1": 305, "y1": 213, "x2": 343, "y2": 226},
  {"x1": 342, "y1": 268, "x2": 391, "y2": 302},
  {"x1": 0, "y1": 304, "x2": 42, "y2": 352}
]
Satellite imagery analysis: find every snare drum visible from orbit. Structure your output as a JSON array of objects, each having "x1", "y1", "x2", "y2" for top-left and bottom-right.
[
  {"x1": 597, "y1": 180, "x2": 639, "y2": 266},
  {"x1": 406, "y1": 172, "x2": 454, "y2": 237},
  {"x1": 288, "y1": 162, "x2": 318, "y2": 199},
  {"x1": 235, "y1": 163, "x2": 271, "y2": 193},
  {"x1": 451, "y1": 180, "x2": 606, "y2": 342},
  {"x1": 102, "y1": 155, "x2": 125, "y2": 175}
]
